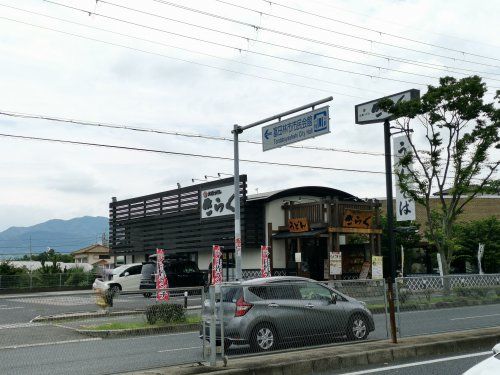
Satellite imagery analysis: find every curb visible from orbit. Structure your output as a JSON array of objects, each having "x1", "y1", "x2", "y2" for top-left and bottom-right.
[
  {"x1": 77, "y1": 323, "x2": 200, "y2": 338},
  {"x1": 120, "y1": 326, "x2": 500, "y2": 375},
  {"x1": 32, "y1": 310, "x2": 145, "y2": 323}
]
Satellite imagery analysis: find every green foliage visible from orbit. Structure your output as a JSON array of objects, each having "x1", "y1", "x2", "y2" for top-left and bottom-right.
[
  {"x1": 0, "y1": 260, "x2": 27, "y2": 275},
  {"x1": 145, "y1": 304, "x2": 185, "y2": 325},
  {"x1": 378, "y1": 76, "x2": 499, "y2": 274},
  {"x1": 64, "y1": 267, "x2": 92, "y2": 287},
  {"x1": 452, "y1": 217, "x2": 500, "y2": 273},
  {"x1": 380, "y1": 215, "x2": 422, "y2": 276}
]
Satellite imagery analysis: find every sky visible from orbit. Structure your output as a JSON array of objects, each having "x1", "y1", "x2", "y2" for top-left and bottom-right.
[{"x1": 0, "y1": 0, "x2": 499, "y2": 232}]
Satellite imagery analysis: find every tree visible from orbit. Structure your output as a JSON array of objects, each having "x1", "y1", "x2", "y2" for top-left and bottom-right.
[
  {"x1": 453, "y1": 217, "x2": 500, "y2": 274},
  {"x1": 379, "y1": 76, "x2": 499, "y2": 275}
]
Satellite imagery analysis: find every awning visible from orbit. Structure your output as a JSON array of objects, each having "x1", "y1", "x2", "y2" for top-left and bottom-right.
[{"x1": 272, "y1": 228, "x2": 327, "y2": 239}]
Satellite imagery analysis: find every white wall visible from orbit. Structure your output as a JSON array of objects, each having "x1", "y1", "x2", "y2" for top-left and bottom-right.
[{"x1": 243, "y1": 247, "x2": 262, "y2": 269}]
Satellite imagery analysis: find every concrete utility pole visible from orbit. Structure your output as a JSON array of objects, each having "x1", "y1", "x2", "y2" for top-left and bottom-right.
[{"x1": 231, "y1": 97, "x2": 333, "y2": 280}]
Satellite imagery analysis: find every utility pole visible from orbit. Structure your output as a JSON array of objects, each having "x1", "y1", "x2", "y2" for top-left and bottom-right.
[{"x1": 232, "y1": 97, "x2": 333, "y2": 281}]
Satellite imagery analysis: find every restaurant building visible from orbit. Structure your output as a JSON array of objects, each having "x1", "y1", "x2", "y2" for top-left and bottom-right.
[{"x1": 109, "y1": 176, "x2": 382, "y2": 280}]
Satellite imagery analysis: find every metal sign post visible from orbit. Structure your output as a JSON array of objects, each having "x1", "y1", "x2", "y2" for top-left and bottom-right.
[
  {"x1": 232, "y1": 96, "x2": 333, "y2": 280},
  {"x1": 355, "y1": 89, "x2": 420, "y2": 344}
]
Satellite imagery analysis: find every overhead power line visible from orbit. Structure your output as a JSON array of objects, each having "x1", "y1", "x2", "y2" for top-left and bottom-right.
[
  {"x1": 37, "y1": 1, "x2": 427, "y2": 87},
  {"x1": 91, "y1": 1, "x2": 500, "y2": 83},
  {"x1": 0, "y1": 132, "x2": 388, "y2": 175},
  {"x1": 0, "y1": 132, "x2": 493, "y2": 182},
  {"x1": 43, "y1": 0, "x2": 500, "y2": 81},
  {"x1": 258, "y1": 0, "x2": 500, "y2": 63},
  {"x1": 0, "y1": 16, "x2": 357, "y2": 97},
  {"x1": 0, "y1": 3, "x2": 383, "y2": 96},
  {"x1": 147, "y1": 0, "x2": 500, "y2": 70},
  {"x1": 0, "y1": 109, "x2": 385, "y2": 156},
  {"x1": 214, "y1": 0, "x2": 500, "y2": 65},
  {"x1": 38, "y1": 1, "x2": 499, "y2": 90}
]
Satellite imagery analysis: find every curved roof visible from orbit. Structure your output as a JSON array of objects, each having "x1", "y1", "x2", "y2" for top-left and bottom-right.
[{"x1": 247, "y1": 186, "x2": 360, "y2": 203}]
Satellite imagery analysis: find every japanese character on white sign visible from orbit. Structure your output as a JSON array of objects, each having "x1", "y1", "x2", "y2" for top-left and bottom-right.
[
  {"x1": 200, "y1": 185, "x2": 235, "y2": 219},
  {"x1": 393, "y1": 135, "x2": 416, "y2": 221}
]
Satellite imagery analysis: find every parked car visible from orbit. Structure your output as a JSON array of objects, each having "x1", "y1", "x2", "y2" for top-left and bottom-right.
[
  {"x1": 463, "y1": 344, "x2": 500, "y2": 374},
  {"x1": 140, "y1": 257, "x2": 205, "y2": 297},
  {"x1": 94, "y1": 263, "x2": 143, "y2": 293},
  {"x1": 200, "y1": 276, "x2": 375, "y2": 351}
]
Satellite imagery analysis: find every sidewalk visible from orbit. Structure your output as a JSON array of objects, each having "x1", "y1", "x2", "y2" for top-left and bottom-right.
[{"x1": 121, "y1": 326, "x2": 500, "y2": 375}]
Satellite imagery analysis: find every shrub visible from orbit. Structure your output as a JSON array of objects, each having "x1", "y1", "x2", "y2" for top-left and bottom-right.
[
  {"x1": 454, "y1": 286, "x2": 473, "y2": 298},
  {"x1": 64, "y1": 268, "x2": 92, "y2": 287},
  {"x1": 145, "y1": 304, "x2": 185, "y2": 325},
  {"x1": 397, "y1": 288, "x2": 410, "y2": 304}
]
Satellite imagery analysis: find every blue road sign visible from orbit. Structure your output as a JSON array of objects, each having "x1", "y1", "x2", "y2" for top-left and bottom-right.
[{"x1": 261, "y1": 106, "x2": 330, "y2": 151}]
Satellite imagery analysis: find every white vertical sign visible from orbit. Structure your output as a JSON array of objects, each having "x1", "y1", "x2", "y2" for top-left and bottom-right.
[
  {"x1": 478, "y1": 243, "x2": 485, "y2": 275},
  {"x1": 329, "y1": 252, "x2": 342, "y2": 275},
  {"x1": 393, "y1": 135, "x2": 416, "y2": 221},
  {"x1": 436, "y1": 253, "x2": 444, "y2": 277}
]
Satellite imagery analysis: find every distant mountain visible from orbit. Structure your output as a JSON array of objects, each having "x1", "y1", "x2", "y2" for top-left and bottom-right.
[{"x1": 0, "y1": 216, "x2": 108, "y2": 257}]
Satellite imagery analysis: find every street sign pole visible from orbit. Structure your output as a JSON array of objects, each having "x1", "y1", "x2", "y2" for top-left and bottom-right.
[
  {"x1": 233, "y1": 124, "x2": 242, "y2": 281},
  {"x1": 232, "y1": 96, "x2": 333, "y2": 281},
  {"x1": 384, "y1": 119, "x2": 398, "y2": 344},
  {"x1": 355, "y1": 89, "x2": 420, "y2": 345},
  {"x1": 384, "y1": 119, "x2": 397, "y2": 282}
]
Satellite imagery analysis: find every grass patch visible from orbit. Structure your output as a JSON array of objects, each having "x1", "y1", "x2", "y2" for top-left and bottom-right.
[{"x1": 83, "y1": 315, "x2": 200, "y2": 331}]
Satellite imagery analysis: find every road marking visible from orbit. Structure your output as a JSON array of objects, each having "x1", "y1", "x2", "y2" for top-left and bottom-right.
[
  {"x1": 0, "y1": 337, "x2": 101, "y2": 351},
  {"x1": 451, "y1": 313, "x2": 500, "y2": 321},
  {"x1": 0, "y1": 307, "x2": 24, "y2": 310},
  {"x1": 0, "y1": 322, "x2": 45, "y2": 330},
  {"x1": 338, "y1": 351, "x2": 492, "y2": 374},
  {"x1": 121, "y1": 330, "x2": 199, "y2": 342},
  {"x1": 158, "y1": 346, "x2": 202, "y2": 353}
]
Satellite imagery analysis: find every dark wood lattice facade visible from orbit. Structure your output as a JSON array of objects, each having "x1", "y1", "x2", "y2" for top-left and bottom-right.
[{"x1": 108, "y1": 176, "x2": 264, "y2": 257}]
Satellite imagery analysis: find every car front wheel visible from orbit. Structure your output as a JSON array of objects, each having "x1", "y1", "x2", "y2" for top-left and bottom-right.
[
  {"x1": 346, "y1": 314, "x2": 369, "y2": 340},
  {"x1": 250, "y1": 323, "x2": 277, "y2": 351},
  {"x1": 109, "y1": 285, "x2": 121, "y2": 294}
]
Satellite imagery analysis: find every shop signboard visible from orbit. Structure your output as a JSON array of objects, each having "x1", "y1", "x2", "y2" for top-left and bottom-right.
[
  {"x1": 261, "y1": 245, "x2": 271, "y2": 278},
  {"x1": 372, "y1": 256, "x2": 383, "y2": 279},
  {"x1": 200, "y1": 185, "x2": 235, "y2": 219},
  {"x1": 288, "y1": 218, "x2": 310, "y2": 233},
  {"x1": 355, "y1": 89, "x2": 420, "y2": 125},
  {"x1": 342, "y1": 209, "x2": 373, "y2": 229},
  {"x1": 393, "y1": 134, "x2": 416, "y2": 221},
  {"x1": 155, "y1": 248, "x2": 169, "y2": 302},
  {"x1": 262, "y1": 106, "x2": 330, "y2": 151},
  {"x1": 329, "y1": 252, "x2": 342, "y2": 275},
  {"x1": 212, "y1": 245, "x2": 223, "y2": 285}
]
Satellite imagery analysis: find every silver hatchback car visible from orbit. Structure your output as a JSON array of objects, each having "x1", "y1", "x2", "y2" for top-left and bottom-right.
[{"x1": 201, "y1": 276, "x2": 375, "y2": 351}]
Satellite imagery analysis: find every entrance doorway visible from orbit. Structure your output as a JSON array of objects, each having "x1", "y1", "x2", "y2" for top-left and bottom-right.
[{"x1": 286, "y1": 236, "x2": 328, "y2": 280}]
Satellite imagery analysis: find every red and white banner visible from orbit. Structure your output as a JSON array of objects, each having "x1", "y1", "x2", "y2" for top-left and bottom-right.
[
  {"x1": 212, "y1": 245, "x2": 223, "y2": 285},
  {"x1": 261, "y1": 245, "x2": 271, "y2": 278},
  {"x1": 155, "y1": 248, "x2": 169, "y2": 302}
]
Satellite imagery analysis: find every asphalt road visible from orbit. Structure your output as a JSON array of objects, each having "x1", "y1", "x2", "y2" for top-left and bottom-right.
[
  {"x1": 0, "y1": 330, "x2": 203, "y2": 375},
  {"x1": 0, "y1": 291, "x2": 203, "y2": 325},
  {"x1": 321, "y1": 350, "x2": 493, "y2": 374},
  {"x1": 0, "y1": 290, "x2": 499, "y2": 375}
]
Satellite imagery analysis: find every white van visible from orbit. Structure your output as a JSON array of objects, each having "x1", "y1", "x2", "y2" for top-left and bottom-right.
[{"x1": 105, "y1": 263, "x2": 143, "y2": 293}]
